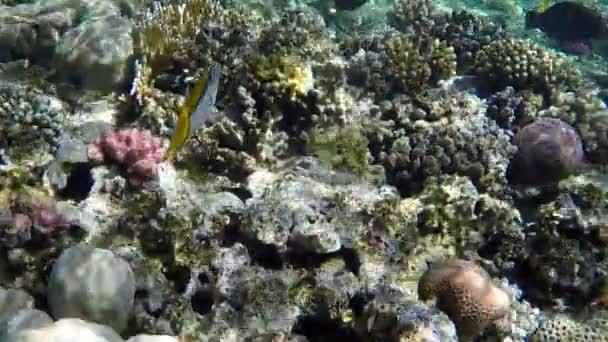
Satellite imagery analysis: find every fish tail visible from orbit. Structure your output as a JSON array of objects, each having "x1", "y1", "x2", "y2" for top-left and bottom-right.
[{"x1": 207, "y1": 64, "x2": 221, "y2": 102}]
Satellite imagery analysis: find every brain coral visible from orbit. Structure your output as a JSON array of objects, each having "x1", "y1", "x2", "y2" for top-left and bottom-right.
[
  {"x1": 418, "y1": 258, "x2": 511, "y2": 340},
  {"x1": 506, "y1": 118, "x2": 584, "y2": 186}
]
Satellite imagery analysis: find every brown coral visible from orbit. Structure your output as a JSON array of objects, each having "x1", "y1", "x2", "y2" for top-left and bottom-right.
[
  {"x1": 531, "y1": 314, "x2": 608, "y2": 341},
  {"x1": 418, "y1": 258, "x2": 511, "y2": 340}
]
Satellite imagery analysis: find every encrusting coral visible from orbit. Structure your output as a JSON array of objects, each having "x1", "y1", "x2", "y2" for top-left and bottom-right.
[
  {"x1": 418, "y1": 258, "x2": 511, "y2": 341},
  {"x1": 530, "y1": 313, "x2": 608, "y2": 341}
]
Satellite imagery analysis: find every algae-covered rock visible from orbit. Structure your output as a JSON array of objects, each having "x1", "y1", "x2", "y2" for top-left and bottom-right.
[
  {"x1": 12, "y1": 318, "x2": 124, "y2": 342},
  {"x1": 48, "y1": 245, "x2": 136, "y2": 332},
  {"x1": 0, "y1": 308, "x2": 53, "y2": 341},
  {"x1": 52, "y1": 14, "x2": 133, "y2": 93}
]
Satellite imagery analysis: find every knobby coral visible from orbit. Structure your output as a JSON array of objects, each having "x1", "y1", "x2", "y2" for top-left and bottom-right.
[
  {"x1": 474, "y1": 38, "x2": 581, "y2": 95},
  {"x1": 87, "y1": 128, "x2": 165, "y2": 183}
]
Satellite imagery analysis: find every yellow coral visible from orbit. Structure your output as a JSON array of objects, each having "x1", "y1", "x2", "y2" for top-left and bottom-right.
[{"x1": 249, "y1": 54, "x2": 314, "y2": 100}]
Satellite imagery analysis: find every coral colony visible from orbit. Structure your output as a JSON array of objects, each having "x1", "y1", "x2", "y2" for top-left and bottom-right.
[
  {"x1": 2, "y1": 0, "x2": 608, "y2": 341},
  {"x1": 88, "y1": 128, "x2": 165, "y2": 183}
]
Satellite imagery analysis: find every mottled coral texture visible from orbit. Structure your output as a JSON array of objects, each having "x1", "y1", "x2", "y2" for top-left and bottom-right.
[
  {"x1": 418, "y1": 258, "x2": 511, "y2": 340},
  {"x1": 88, "y1": 128, "x2": 165, "y2": 181}
]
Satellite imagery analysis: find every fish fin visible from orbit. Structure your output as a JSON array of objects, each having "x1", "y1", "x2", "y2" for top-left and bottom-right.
[
  {"x1": 164, "y1": 106, "x2": 191, "y2": 162},
  {"x1": 164, "y1": 64, "x2": 222, "y2": 162},
  {"x1": 537, "y1": 0, "x2": 551, "y2": 13},
  {"x1": 187, "y1": 64, "x2": 222, "y2": 139}
]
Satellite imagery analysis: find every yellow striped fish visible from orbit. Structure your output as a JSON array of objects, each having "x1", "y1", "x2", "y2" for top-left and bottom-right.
[{"x1": 164, "y1": 64, "x2": 221, "y2": 162}]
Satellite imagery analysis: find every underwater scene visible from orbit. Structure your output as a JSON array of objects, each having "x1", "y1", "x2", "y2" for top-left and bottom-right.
[{"x1": 2, "y1": 0, "x2": 608, "y2": 341}]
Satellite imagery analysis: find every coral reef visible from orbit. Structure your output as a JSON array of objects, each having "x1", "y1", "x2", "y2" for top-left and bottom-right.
[
  {"x1": 485, "y1": 86, "x2": 543, "y2": 131},
  {"x1": 3, "y1": 0, "x2": 608, "y2": 341},
  {"x1": 384, "y1": 34, "x2": 457, "y2": 95},
  {"x1": 431, "y1": 10, "x2": 508, "y2": 72},
  {"x1": 531, "y1": 312, "x2": 608, "y2": 341},
  {"x1": 367, "y1": 91, "x2": 513, "y2": 195},
  {"x1": 389, "y1": 0, "x2": 435, "y2": 35}
]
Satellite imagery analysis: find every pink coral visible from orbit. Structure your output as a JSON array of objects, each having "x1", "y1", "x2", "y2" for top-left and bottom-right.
[{"x1": 88, "y1": 128, "x2": 165, "y2": 181}]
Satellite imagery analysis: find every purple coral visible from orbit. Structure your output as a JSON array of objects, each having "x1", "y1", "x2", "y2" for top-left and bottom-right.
[
  {"x1": 507, "y1": 117, "x2": 584, "y2": 186},
  {"x1": 88, "y1": 128, "x2": 165, "y2": 183},
  {"x1": 0, "y1": 193, "x2": 71, "y2": 248}
]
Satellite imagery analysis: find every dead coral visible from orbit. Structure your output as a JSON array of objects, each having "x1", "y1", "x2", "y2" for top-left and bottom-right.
[{"x1": 418, "y1": 258, "x2": 511, "y2": 341}]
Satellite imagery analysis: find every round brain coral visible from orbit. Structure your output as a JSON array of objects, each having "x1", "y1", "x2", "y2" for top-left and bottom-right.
[
  {"x1": 506, "y1": 118, "x2": 584, "y2": 186},
  {"x1": 418, "y1": 258, "x2": 511, "y2": 341}
]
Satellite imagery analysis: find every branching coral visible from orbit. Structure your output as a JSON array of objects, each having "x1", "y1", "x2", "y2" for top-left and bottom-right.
[
  {"x1": 485, "y1": 87, "x2": 543, "y2": 131},
  {"x1": 134, "y1": 0, "x2": 222, "y2": 77},
  {"x1": 389, "y1": 0, "x2": 435, "y2": 35},
  {"x1": 87, "y1": 128, "x2": 165, "y2": 183},
  {"x1": 542, "y1": 90, "x2": 608, "y2": 164},
  {"x1": 431, "y1": 10, "x2": 508, "y2": 71},
  {"x1": 384, "y1": 34, "x2": 456, "y2": 95},
  {"x1": 247, "y1": 54, "x2": 314, "y2": 101},
  {"x1": 474, "y1": 38, "x2": 582, "y2": 95},
  {"x1": 257, "y1": 8, "x2": 331, "y2": 59},
  {"x1": 367, "y1": 92, "x2": 512, "y2": 195},
  {"x1": 0, "y1": 184, "x2": 71, "y2": 249}
]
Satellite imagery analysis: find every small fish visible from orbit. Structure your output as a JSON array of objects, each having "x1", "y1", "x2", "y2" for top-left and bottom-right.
[
  {"x1": 164, "y1": 64, "x2": 221, "y2": 162},
  {"x1": 525, "y1": 1, "x2": 607, "y2": 44}
]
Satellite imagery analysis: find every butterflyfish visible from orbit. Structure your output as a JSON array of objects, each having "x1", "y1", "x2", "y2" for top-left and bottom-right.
[{"x1": 164, "y1": 64, "x2": 221, "y2": 162}]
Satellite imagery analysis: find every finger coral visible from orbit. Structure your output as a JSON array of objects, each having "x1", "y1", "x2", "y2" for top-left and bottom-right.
[
  {"x1": 474, "y1": 38, "x2": 582, "y2": 95},
  {"x1": 418, "y1": 258, "x2": 511, "y2": 341},
  {"x1": 87, "y1": 128, "x2": 165, "y2": 183},
  {"x1": 384, "y1": 34, "x2": 457, "y2": 95}
]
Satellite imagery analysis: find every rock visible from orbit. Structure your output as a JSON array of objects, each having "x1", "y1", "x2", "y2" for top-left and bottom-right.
[
  {"x1": 47, "y1": 245, "x2": 135, "y2": 332},
  {"x1": 0, "y1": 287, "x2": 34, "y2": 321},
  {"x1": 126, "y1": 335, "x2": 180, "y2": 342},
  {"x1": 289, "y1": 221, "x2": 341, "y2": 254},
  {"x1": 12, "y1": 318, "x2": 124, "y2": 342},
  {"x1": 0, "y1": 308, "x2": 53, "y2": 341},
  {"x1": 52, "y1": 14, "x2": 133, "y2": 93}
]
